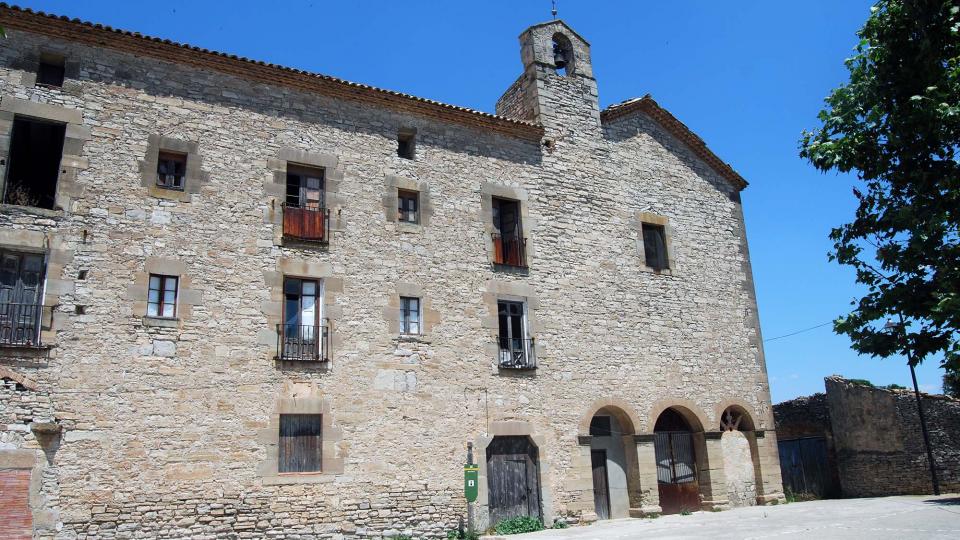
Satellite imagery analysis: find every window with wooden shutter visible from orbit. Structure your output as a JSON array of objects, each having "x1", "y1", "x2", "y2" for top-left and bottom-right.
[{"x1": 279, "y1": 414, "x2": 322, "y2": 473}]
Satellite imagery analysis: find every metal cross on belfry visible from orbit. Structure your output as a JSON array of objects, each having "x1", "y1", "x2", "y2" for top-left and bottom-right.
[{"x1": 551, "y1": 0, "x2": 558, "y2": 19}]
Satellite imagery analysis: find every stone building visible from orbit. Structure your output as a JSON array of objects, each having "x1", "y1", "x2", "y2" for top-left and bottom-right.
[
  {"x1": 775, "y1": 376, "x2": 960, "y2": 499},
  {"x1": 0, "y1": 5, "x2": 784, "y2": 538}
]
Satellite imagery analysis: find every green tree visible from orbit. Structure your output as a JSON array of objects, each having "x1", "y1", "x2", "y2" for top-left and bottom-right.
[{"x1": 799, "y1": 1, "x2": 960, "y2": 381}]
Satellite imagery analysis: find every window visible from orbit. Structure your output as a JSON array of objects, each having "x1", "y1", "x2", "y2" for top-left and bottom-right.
[
  {"x1": 397, "y1": 129, "x2": 416, "y2": 159},
  {"x1": 156, "y1": 151, "x2": 187, "y2": 190},
  {"x1": 0, "y1": 249, "x2": 45, "y2": 346},
  {"x1": 399, "y1": 296, "x2": 421, "y2": 335},
  {"x1": 279, "y1": 414, "x2": 322, "y2": 473},
  {"x1": 147, "y1": 274, "x2": 178, "y2": 318},
  {"x1": 280, "y1": 277, "x2": 324, "y2": 361},
  {"x1": 1, "y1": 117, "x2": 66, "y2": 209},
  {"x1": 642, "y1": 223, "x2": 669, "y2": 271},
  {"x1": 492, "y1": 198, "x2": 526, "y2": 267},
  {"x1": 497, "y1": 300, "x2": 532, "y2": 368},
  {"x1": 36, "y1": 55, "x2": 65, "y2": 87},
  {"x1": 286, "y1": 165, "x2": 325, "y2": 209},
  {"x1": 397, "y1": 190, "x2": 419, "y2": 224}
]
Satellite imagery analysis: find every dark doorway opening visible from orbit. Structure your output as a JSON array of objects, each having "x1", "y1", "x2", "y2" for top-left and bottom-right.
[
  {"x1": 3, "y1": 117, "x2": 66, "y2": 209},
  {"x1": 654, "y1": 408, "x2": 702, "y2": 514},
  {"x1": 591, "y1": 449, "x2": 610, "y2": 520},
  {"x1": 486, "y1": 436, "x2": 542, "y2": 525}
]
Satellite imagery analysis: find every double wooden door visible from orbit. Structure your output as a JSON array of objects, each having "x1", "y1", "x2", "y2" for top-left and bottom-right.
[{"x1": 487, "y1": 436, "x2": 542, "y2": 524}]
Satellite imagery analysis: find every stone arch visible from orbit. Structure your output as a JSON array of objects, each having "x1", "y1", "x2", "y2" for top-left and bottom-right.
[
  {"x1": 715, "y1": 399, "x2": 762, "y2": 431},
  {"x1": 646, "y1": 399, "x2": 710, "y2": 433},
  {"x1": 577, "y1": 398, "x2": 641, "y2": 437},
  {"x1": 718, "y1": 403, "x2": 763, "y2": 507},
  {"x1": 474, "y1": 421, "x2": 553, "y2": 531}
]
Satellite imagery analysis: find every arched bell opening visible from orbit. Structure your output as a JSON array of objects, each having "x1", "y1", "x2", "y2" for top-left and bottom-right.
[
  {"x1": 720, "y1": 405, "x2": 761, "y2": 506},
  {"x1": 653, "y1": 407, "x2": 704, "y2": 514},
  {"x1": 551, "y1": 33, "x2": 575, "y2": 76}
]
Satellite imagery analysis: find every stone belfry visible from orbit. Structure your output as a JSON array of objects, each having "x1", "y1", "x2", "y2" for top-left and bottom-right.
[{"x1": 496, "y1": 19, "x2": 602, "y2": 138}]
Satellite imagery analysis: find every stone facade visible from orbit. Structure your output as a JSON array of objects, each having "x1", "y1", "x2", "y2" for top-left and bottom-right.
[
  {"x1": 774, "y1": 376, "x2": 960, "y2": 498},
  {"x1": 0, "y1": 7, "x2": 783, "y2": 538}
]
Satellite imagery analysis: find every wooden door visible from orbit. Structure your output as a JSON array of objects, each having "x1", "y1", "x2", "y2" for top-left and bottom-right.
[
  {"x1": 487, "y1": 436, "x2": 542, "y2": 524},
  {"x1": 591, "y1": 450, "x2": 611, "y2": 520}
]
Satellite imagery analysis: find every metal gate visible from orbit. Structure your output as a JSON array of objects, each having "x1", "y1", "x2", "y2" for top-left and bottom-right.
[
  {"x1": 654, "y1": 431, "x2": 700, "y2": 514},
  {"x1": 778, "y1": 437, "x2": 835, "y2": 498}
]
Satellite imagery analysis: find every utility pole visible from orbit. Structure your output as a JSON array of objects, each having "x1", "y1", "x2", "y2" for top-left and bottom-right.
[{"x1": 889, "y1": 317, "x2": 941, "y2": 495}]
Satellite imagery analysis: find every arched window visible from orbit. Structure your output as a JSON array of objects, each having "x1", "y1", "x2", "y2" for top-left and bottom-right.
[{"x1": 551, "y1": 33, "x2": 574, "y2": 76}]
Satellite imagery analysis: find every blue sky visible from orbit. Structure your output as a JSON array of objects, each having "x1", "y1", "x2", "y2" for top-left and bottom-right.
[{"x1": 15, "y1": 0, "x2": 947, "y2": 402}]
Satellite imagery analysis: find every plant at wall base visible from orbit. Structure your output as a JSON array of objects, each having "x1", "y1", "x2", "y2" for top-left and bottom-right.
[
  {"x1": 680, "y1": 509, "x2": 692, "y2": 516},
  {"x1": 800, "y1": 0, "x2": 960, "y2": 389},
  {"x1": 493, "y1": 516, "x2": 544, "y2": 535},
  {"x1": 551, "y1": 518, "x2": 569, "y2": 529},
  {"x1": 446, "y1": 530, "x2": 479, "y2": 540}
]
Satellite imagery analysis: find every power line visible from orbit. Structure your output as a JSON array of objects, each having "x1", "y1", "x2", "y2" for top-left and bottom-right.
[{"x1": 764, "y1": 321, "x2": 834, "y2": 342}]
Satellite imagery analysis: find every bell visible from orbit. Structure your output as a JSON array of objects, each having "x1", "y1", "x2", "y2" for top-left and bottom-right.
[{"x1": 553, "y1": 44, "x2": 567, "y2": 69}]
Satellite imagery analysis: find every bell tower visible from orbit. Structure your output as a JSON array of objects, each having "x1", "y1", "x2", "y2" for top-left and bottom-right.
[{"x1": 496, "y1": 20, "x2": 601, "y2": 137}]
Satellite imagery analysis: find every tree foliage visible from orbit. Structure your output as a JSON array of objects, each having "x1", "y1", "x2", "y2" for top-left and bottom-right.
[{"x1": 800, "y1": 0, "x2": 960, "y2": 376}]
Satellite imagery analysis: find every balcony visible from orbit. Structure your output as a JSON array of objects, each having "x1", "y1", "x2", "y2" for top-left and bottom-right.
[
  {"x1": 0, "y1": 303, "x2": 43, "y2": 347},
  {"x1": 498, "y1": 336, "x2": 535, "y2": 370},
  {"x1": 491, "y1": 232, "x2": 527, "y2": 267},
  {"x1": 282, "y1": 204, "x2": 329, "y2": 243},
  {"x1": 276, "y1": 323, "x2": 330, "y2": 362}
]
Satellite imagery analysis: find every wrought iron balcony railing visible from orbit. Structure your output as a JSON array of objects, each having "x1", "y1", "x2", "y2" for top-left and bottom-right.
[
  {"x1": 497, "y1": 336, "x2": 535, "y2": 370},
  {"x1": 276, "y1": 323, "x2": 330, "y2": 362},
  {"x1": 491, "y1": 232, "x2": 527, "y2": 267},
  {"x1": 282, "y1": 204, "x2": 329, "y2": 243},
  {"x1": 0, "y1": 302, "x2": 43, "y2": 347}
]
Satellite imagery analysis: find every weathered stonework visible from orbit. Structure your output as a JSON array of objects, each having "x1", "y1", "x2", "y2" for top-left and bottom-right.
[{"x1": 0, "y1": 6, "x2": 783, "y2": 538}]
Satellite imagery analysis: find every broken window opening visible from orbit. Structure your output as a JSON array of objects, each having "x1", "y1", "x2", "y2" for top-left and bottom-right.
[
  {"x1": 397, "y1": 129, "x2": 416, "y2": 159},
  {"x1": 642, "y1": 223, "x2": 669, "y2": 271},
  {"x1": 2, "y1": 117, "x2": 66, "y2": 210},
  {"x1": 156, "y1": 151, "x2": 187, "y2": 190},
  {"x1": 36, "y1": 55, "x2": 66, "y2": 87}
]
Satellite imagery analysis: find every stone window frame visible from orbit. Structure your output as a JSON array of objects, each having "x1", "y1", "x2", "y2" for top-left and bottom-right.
[
  {"x1": 264, "y1": 148, "x2": 345, "y2": 247},
  {"x1": 125, "y1": 257, "x2": 201, "y2": 329},
  {"x1": 383, "y1": 282, "x2": 440, "y2": 341},
  {"x1": 13, "y1": 48, "x2": 81, "y2": 89},
  {"x1": 257, "y1": 383, "x2": 345, "y2": 484},
  {"x1": 0, "y1": 229, "x2": 73, "y2": 354},
  {"x1": 479, "y1": 182, "x2": 535, "y2": 271},
  {"x1": 0, "y1": 96, "x2": 89, "y2": 214},
  {"x1": 480, "y1": 280, "x2": 541, "y2": 373},
  {"x1": 382, "y1": 174, "x2": 434, "y2": 232},
  {"x1": 261, "y1": 257, "x2": 343, "y2": 367},
  {"x1": 472, "y1": 421, "x2": 555, "y2": 531},
  {"x1": 139, "y1": 135, "x2": 209, "y2": 203},
  {"x1": 634, "y1": 211, "x2": 677, "y2": 276}
]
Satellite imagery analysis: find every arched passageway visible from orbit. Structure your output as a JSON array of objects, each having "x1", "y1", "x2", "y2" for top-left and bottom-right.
[
  {"x1": 654, "y1": 408, "x2": 702, "y2": 514},
  {"x1": 588, "y1": 407, "x2": 639, "y2": 519}
]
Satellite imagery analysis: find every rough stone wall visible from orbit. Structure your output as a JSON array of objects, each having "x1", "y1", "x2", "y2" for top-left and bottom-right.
[
  {"x1": 773, "y1": 393, "x2": 831, "y2": 441},
  {"x1": 826, "y1": 377, "x2": 960, "y2": 497},
  {"x1": 0, "y1": 18, "x2": 779, "y2": 538}
]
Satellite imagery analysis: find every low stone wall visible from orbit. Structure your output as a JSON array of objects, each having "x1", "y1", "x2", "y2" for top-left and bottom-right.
[{"x1": 826, "y1": 377, "x2": 960, "y2": 497}]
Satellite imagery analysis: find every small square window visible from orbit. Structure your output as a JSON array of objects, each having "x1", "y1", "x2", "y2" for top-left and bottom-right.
[
  {"x1": 279, "y1": 414, "x2": 322, "y2": 473},
  {"x1": 147, "y1": 274, "x2": 178, "y2": 318},
  {"x1": 36, "y1": 55, "x2": 65, "y2": 87},
  {"x1": 156, "y1": 151, "x2": 187, "y2": 191},
  {"x1": 400, "y1": 296, "x2": 421, "y2": 335},
  {"x1": 642, "y1": 223, "x2": 669, "y2": 271},
  {"x1": 397, "y1": 129, "x2": 416, "y2": 159},
  {"x1": 397, "y1": 190, "x2": 419, "y2": 224}
]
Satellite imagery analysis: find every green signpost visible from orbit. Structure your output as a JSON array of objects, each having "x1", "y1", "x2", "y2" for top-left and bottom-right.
[{"x1": 464, "y1": 464, "x2": 479, "y2": 503}]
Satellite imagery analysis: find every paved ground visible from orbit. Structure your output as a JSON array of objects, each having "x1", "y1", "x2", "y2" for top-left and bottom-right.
[{"x1": 501, "y1": 495, "x2": 960, "y2": 540}]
